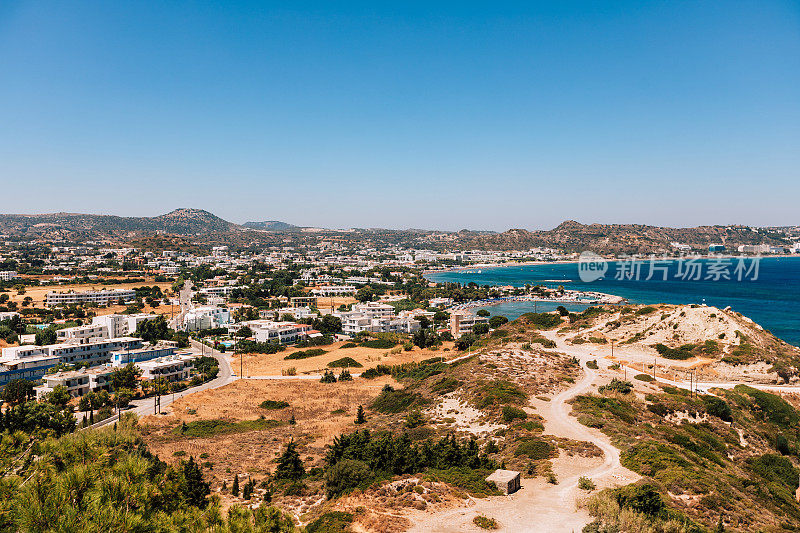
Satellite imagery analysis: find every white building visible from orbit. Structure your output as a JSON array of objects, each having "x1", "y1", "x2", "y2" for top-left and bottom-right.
[
  {"x1": 0, "y1": 337, "x2": 142, "y2": 386},
  {"x1": 259, "y1": 306, "x2": 316, "y2": 321},
  {"x1": 335, "y1": 302, "x2": 419, "y2": 335},
  {"x1": 137, "y1": 354, "x2": 196, "y2": 382},
  {"x1": 110, "y1": 343, "x2": 179, "y2": 367},
  {"x1": 212, "y1": 246, "x2": 229, "y2": 258},
  {"x1": 45, "y1": 288, "x2": 136, "y2": 307},
  {"x1": 429, "y1": 297, "x2": 454, "y2": 308},
  {"x1": 35, "y1": 365, "x2": 117, "y2": 399},
  {"x1": 57, "y1": 313, "x2": 155, "y2": 342},
  {"x1": 0, "y1": 311, "x2": 20, "y2": 322},
  {"x1": 450, "y1": 312, "x2": 489, "y2": 338},
  {"x1": 182, "y1": 306, "x2": 231, "y2": 331},
  {"x1": 239, "y1": 320, "x2": 312, "y2": 344},
  {"x1": 311, "y1": 285, "x2": 357, "y2": 297},
  {"x1": 0, "y1": 271, "x2": 18, "y2": 281}
]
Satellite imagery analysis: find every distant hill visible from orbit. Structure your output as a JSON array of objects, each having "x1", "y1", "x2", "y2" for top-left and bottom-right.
[
  {"x1": 0, "y1": 208, "x2": 239, "y2": 239},
  {"x1": 242, "y1": 220, "x2": 299, "y2": 231},
  {"x1": 448, "y1": 220, "x2": 789, "y2": 254}
]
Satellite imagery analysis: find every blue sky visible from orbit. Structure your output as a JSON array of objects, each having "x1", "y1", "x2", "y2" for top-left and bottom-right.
[{"x1": 1, "y1": 1, "x2": 798, "y2": 231}]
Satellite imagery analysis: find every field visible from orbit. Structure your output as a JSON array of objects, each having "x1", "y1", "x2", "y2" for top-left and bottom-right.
[
  {"x1": 235, "y1": 340, "x2": 457, "y2": 377},
  {"x1": 7, "y1": 279, "x2": 173, "y2": 309},
  {"x1": 140, "y1": 377, "x2": 397, "y2": 491}
]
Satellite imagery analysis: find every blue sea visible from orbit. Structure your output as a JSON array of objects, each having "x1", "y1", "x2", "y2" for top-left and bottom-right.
[{"x1": 425, "y1": 256, "x2": 800, "y2": 347}]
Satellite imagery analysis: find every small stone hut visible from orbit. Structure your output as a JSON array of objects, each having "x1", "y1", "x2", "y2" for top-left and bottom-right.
[{"x1": 486, "y1": 469, "x2": 521, "y2": 495}]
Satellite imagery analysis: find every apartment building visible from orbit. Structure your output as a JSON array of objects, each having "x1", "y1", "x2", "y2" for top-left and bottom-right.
[
  {"x1": 450, "y1": 312, "x2": 489, "y2": 338},
  {"x1": 239, "y1": 320, "x2": 312, "y2": 344},
  {"x1": 110, "y1": 343, "x2": 178, "y2": 367},
  {"x1": 311, "y1": 285, "x2": 357, "y2": 297},
  {"x1": 45, "y1": 288, "x2": 136, "y2": 307},
  {"x1": 137, "y1": 355, "x2": 196, "y2": 382},
  {"x1": 0, "y1": 271, "x2": 18, "y2": 281},
  {"x1": 35, "y1": 365, "x2": 116, "y2": 399},
  {"x1": 335, "y1": 302, "x2": 419, "y2": 335},
  {"x1": 182, "y1": 306, "x2": 231, "y2": 331},
  {"x1": 0, "y1": 337, "x2": 142, "y2": 386},
  {"x1": 57, "y1": 313, "x2": 155, "y2": 342}
]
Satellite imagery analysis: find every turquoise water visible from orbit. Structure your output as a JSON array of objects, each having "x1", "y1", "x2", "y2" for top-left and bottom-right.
[{"x1": 426, "y1": 256, "x2": 800, "y2": 346}]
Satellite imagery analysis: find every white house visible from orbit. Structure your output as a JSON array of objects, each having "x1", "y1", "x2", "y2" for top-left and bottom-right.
[
  {"x1": 45, "y1": 288, "x2": 136, "y2": 307},
  {"x1": 239, "y1": 320, "x2": 312, "y2": 344},
  {"x1": 182, "y1": 306, "x2": 231, "y2": 331}
]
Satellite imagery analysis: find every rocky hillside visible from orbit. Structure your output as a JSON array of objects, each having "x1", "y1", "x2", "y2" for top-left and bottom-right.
[{"x1": 0, "y1": 208, "x2": 239, "y2": 239}]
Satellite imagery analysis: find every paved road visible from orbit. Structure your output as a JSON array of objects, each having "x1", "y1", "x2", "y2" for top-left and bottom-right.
[{"x1": 89, "y1": 339, "x2": 235, "y2": 428}]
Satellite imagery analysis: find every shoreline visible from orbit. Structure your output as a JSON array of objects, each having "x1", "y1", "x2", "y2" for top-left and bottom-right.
[
  {"x1": 447, "y1": 291, "x2": 626, "y2": 313},
  {"x1": 423, "y1": 253, "x2": 800, "y2": 276}
]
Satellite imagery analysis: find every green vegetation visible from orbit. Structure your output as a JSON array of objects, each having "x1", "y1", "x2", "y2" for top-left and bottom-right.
[
  {"x1": 635, "y1": 373, "x2": 654, "y2": 382},
  {"x1": 501, "y1": 405, "x2": 528, "y2": 422},
  {"x1": 519, "y1": 312, "x2": 563, "y2": 329},
  {"x1": 586, "y1": 360, "x2": 599, "y2": 370},
  {"x1": 360, "y1": 338, "x2": 396, "y2": 349},
  {"x1": 370, "y1": 389, "x2": 422, "y2": 414},
  {"x1": 425, "y1": 467, "x2": 500, "y2": 497},
  {"x1": 325, "y1": 430, "x2": 496, "y2": 497},
  {"x1": 306, "y1": 511, "x2": 354, "y2": 533},
  {"x1": 598, "y1": 379, "x2": 632, "y2": 395},
  {"x1": 473, "y1": 515, "x2": 499, "y2": 529},
  {"x1": 284, "y1": 348, "x2": 327, "y2": 360},
  {"x1": 475, "y1": 380, "x2": 528, "y2": 409},
  {"x1": 578, "y1": 476, "x2": 596, "y2": 491},
  {"x1": 514, "y1": 437, "x2": 554, "y2": 460},
  {"x1": 327, "y1": 357, "x2": 363, "y2": 368},
  {"x1": 431, "y1": 376, "x2": 462, "y2": 394},
  {"x1": 259, "y1": 400, "x2": 290, "y2": 410},
  {"x1": 177, "y1": 418, "x2": 284, "y2": 438}
]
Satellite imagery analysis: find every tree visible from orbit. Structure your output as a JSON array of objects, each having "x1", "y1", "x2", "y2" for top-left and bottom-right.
[
  {"x1": 324, "y1": 459, "x2": 371, "y2": 498},
  {"x1": 35, "y1": 327, "x2": 57, "y2": 346},
  {"x1": 134, "y1": 315, "x2": 171, "y2": 343},
  {"x1": 45, "y1": 385, "x2": 71, "y2": 407},
  {"x1": 454, "y1": 333, "x2": 477, "y2": 351},
  {"x1": 355, "y1": 286, "x2": 374, "y2": 303},
  {"x1": 231, "y1": 474, "x2": 240, "y2": 497},
  {"x1": 488, "y1": 315, "x2": 509, "y2": 328},
  {"x1": 472, "y1": 323, "x2": 490, "y2": 335},
  {"x1": 476, "y1": 309, "x2": 490, "y2": 317},
  {"x1": 355, "y1": 405, "x2": 366, "y2": 425},
  {"x1": 274, "y1": 440, "x2": 304, "y2": 481},
  {"x1": 235, "y1": 326, "x2": 253, "y2": 338},
  {"x1": 180, "y1": 457, "x2": 210, "y2": 509},
  {"x1": 111, "y1": 363, "x2": 141, "y2": 390},
  {"x1": 3, "y1": 379, "x2": 34, "y2": 405},
  {"x1": 556, "y1": 306, "x2": 570, "y2": 317}
]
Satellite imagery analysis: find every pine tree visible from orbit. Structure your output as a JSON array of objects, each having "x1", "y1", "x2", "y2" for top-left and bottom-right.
[
  {"x1": 242, "y1": 479, "x2": 253, "y2": 500},
  {"x1": 274, "y1": 440, "x2": 304, "y2": 481},
  {"x1": 180, "y1": 457, "x2": 210, "y2": 508},
  {"x1": 231, "y1": 473, "x2": 240, "y2": 497},
  {"x1": 289, "y1": 414, "x2": 296, "y2": 425},
  {"x1": 355, "y1": 405, "x2": 366, "y2": 425}
]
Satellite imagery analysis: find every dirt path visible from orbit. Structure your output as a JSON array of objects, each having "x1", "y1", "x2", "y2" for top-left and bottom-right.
[{"x1": 405, "y1": 324, "x2": 638, "y2": 533}]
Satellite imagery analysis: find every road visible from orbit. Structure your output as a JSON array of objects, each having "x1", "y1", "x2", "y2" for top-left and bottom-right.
[{"x1": 88, "y1": 338, "x2": 235, "y2": 429}]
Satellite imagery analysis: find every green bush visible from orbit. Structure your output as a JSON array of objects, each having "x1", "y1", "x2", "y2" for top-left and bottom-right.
[
  {"x1": 586, "y1": 360, "x2": 599, "y2": 370},
  {"x1": 598, "y1": 379, "x2": 632, "y2": 395},
  {"x1": 614, "y1": 482, "x2": 665, "y2": 516},
  {"x1": 178, "y1": 418, "x2": 282, "y2": 438},
  {"x1": 519, "y1": 312, "x2": 563, "y2": 329},
  {"x1": 324, "y1": 459, "x2": 373, "y2": 498},
  {"x1": 501, "y1": 405, "x2": 528, "y2": 422},
  {"x1": 425, "y1": 467, "x2": 500, "y2": 496},
  {"x1": 285, "y1": 348, "x2": 328, "y2": 360},
  {"x1": 514, "y1": 438, "x2": 553, "y2": 460},
  {"x1": 634, "y1": 374, "x2": 654, "y2": 382},
  {"x1": 735, "y1": 385, "x2": 799, "y2": 427},
  {"x1": 432, "y1": 376, "x2": 462, "y2": 394},
  {"x1": 473, "y1": 515, "x2": 499, "y2": 530},
  {"x1": 306, "y1": 511, "x2": 354, "y2": 533},
  {"x1": 259, "y1": 400, "x2": 289, "y2": 410},
  {"x1": 370, "y1": 389, "x2": 421, "y2": 413},
  {"x1": 476, "y1": 380, "x2": 527, "y2": 409},
  {"x1": 327, "y1": 357, "x2": 363, "y2": 368},
  {"x1": 361, "y1": 338, "x2": 396, "y2": 349},
  {"x1": 653, "y1": 343, "x2": 696, "y2": 360},
  {"x1": 701, "y1": 395, "x2": 732, "y2": 422},
  {"x1": 578, "y1": 476, "x2": 596, "y2": 490}
]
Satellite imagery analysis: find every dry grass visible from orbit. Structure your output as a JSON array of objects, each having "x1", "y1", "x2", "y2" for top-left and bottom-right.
[
  {"x1": 8, "y1": 279, "x2": 172, "y2": 307},
  {"x1": 310, "y1": 296, "x2": 358, "y2": 313},
  {"x1": 140, "y1": 377, "x2": 399, "y2": 488},
  {"x1": 235, "y1": 341, "x2": 457, "y2": 377}
]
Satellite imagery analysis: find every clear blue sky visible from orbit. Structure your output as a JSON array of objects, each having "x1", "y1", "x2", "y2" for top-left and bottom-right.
[{"x1": 1, "y1": 1, "x2": 798, "y2": 231}]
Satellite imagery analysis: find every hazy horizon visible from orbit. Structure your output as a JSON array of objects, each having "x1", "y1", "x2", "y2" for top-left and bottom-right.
[{"x1": 1, "y1": 2, "x2": 798, "y2": 231}]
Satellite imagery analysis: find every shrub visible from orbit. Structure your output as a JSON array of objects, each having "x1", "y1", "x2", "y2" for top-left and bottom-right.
[
  {"x1": 735, "y1": 385, "x2": 799, "y2": 427},
  {"x1": 306, "y1": 511, "x2": 354, "y2": 533},
  {"x1": 320, "y1": 370, "x2": 337, "y2": 383},
  {"x1": 488, "y1": 316, "x2": 509, "y2": 328},
  {"x1": 432, "y1": 376, "x2": 462, "y2": 394},
  {"x1": 324, "y1": 460, "x2": 372, "y2": 498},
  {"x1": 501, "y1": 405, "x2": 528, "y2": 422},
  {"x1": 327, "y1": 357, "x2": 362, "y2": 368},
  {"x1": 614, "y1": 483, "x2": 665, "y2": 516},
  {"x1": 701, "y1": 395, "x2": 732, "y2": 422},
  {"x1": 340, "y1": 342, "x2": 358, "y2": 349},
  {"x1": 634, "y1": 373, "x2": 654, "y2": 382},
  {"x1": 260, "y1": 400, "x2": 289, "y2": 410},
  {"x1": 578, "y1": 476, "x2": 596, "y2": 491},
  {"x1": 653, "y1": 343, "x2": 696, "y2": 360},
  {"x1": 586, "y1": 360, "x2": 599, "y2": 370},
  {"x1": 425, "y1": 467, "x2": 500, "y2": 496},
  {"x1": 519, "y1": 312, "x2": 562, "y2": 329},
  {"x1": 370, "y1": 389, "x2": 421, "y2": 414},
  {"x1": 285, "y1": 348, "x2": 327, "y2": 360},
  {"x1": 636, "y1": 306, "x2": 657, "y2": 315},
  {"x1": 473, "y1": 515, "x2": 499, "y2": 530},
  {"x1": 473, "y1": 323, "x2": 490, "y2": 335},
  {"x1": 476, "y1": 380, "x2": 527, "y2": 409},
  {"x1": 361, "y1": 338, "x2": 396, "y2": 349},
  {"x1": 598, "y1": 379, "x2": 632, "y2": 394},
  {"x1": 515, "y1": 438, "x2": 553, "y2": 460}
]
